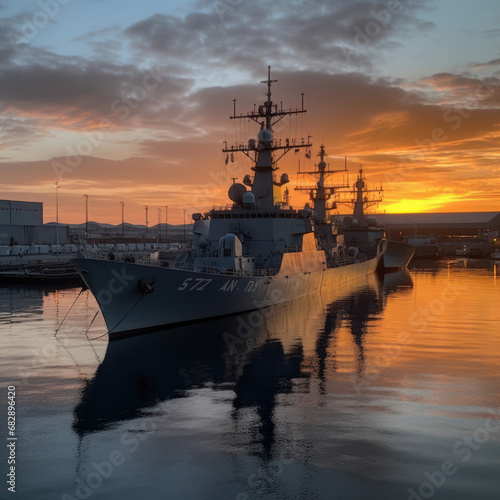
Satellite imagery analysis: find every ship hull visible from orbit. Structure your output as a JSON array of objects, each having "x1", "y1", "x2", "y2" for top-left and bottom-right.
[
  {"x1": 413, "y1": 245, "x2": 440, "y2": 259},
  {"x1": 72, "y1": 253, "x2": 383, "y2": 337},
  {"x1": 383, "y1": 240, "x2": 416, "y2": 270}
]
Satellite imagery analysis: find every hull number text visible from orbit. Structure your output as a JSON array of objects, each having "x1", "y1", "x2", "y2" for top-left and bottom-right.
[{"x1": 178, "y1": 278, "x2": 213, "y2": 291}]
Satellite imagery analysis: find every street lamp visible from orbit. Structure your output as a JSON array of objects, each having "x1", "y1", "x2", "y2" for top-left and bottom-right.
[
  {"x1": 165, "y1": 205, "x2": 168, "y2": 242},
  {"x1": 83, "y1": 194, "x2": 89, "y2": 239},
  {"x1": 121, "y1": 201, "x2": 125, "y2": 239},
  {"x1": 183, "y1": 209, "x2": 186, "y2": 244},
  {"x1": 157, "y1": 207, "x2": 161, "y2": 244},
  {"x1": 55, "y1": 182, "x2": 59, "y2": 254}
]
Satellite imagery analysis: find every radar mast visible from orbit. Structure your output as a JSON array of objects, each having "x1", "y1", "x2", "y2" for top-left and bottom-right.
[
  {"x1": 294, "y1": 145, "x2": 349, "y2": 223},
  {"x1": 335, "y1": 168, "x2": 383, "y2": 226},
  {"x1": 223, "y1": 66, "x2": 312, "y2": 208}
]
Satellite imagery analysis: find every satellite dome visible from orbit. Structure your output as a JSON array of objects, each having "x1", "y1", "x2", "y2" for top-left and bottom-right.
[
  {"x1": 258, "y1": 128, "x2": 273, "y2": 144},
  {"x1": 242, "y1": 191, "x2": 255, "y2": 205}
]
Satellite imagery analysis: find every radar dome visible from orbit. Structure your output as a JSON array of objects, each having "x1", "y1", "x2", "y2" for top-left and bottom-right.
[
  {"x1": 242, "y1": 191, "x2": 255, "y2": 206},
  {"x1": 258, "y1": 129, "x2": 273, "y2": 144}
]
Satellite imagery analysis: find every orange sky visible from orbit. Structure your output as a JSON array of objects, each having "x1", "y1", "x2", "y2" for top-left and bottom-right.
[{"x1": 1, "y1": 1, "x2": 499, "y2": 224}]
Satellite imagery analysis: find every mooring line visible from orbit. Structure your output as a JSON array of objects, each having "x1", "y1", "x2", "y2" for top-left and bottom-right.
[
  {"x1": 54, "y1": 288, "x2": 85, "y2": 337},
  {"x1": 85, "y1": 310, "x2": 101, "y2": 340}
]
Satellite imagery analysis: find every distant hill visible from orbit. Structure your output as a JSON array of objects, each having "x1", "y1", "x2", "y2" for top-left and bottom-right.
[{"x1": 45, "y1": 221, "x2": 193, "y2": 230}]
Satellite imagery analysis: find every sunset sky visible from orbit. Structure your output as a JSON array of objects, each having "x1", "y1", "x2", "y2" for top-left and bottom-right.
[{"x1": 1, "y1": 0, "x2": 499, "y2": 224}]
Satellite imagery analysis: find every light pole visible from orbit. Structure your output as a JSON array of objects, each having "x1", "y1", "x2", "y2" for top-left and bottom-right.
[
  {"x1": 165, "y1": 205, "x2": 168, "y2": 243},
  {"x1": 55, "y1": 182, "x2": 59, "y2": 254},
  {"x1": 83, "y1": 194, "x2": 89, "y2": 240},
  {"x1": 157, "y1": 207, "x2": 161, "y2": 244},
  {"x1": 145, "y1": 205, "x2": 149, "y2": 237},
  {"x1": 121, "y1": 201, "x2": 125, "y2": 239},
  {"x1": 183, "y1": 208, "x2": 186, "y2": 244}
]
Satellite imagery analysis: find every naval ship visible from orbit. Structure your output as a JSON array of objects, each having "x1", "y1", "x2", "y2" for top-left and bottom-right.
[
  {"x1": 333, "y1": 167, "x2": 415, "y2": 270},
  {"x1": 295, "y1": 147, "x2": 414, "y2": 271},
  {"x1": 72, "y1": 68, "x2": 387, "y2": 337}
]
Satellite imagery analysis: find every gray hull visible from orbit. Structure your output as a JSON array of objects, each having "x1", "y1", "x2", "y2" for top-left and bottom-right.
[
  {"x1": 413, "y1": 245, "x2": 440, "y2": 259},
  {"x1": 383, "y1": 240, "x2": 416, "y2": 269},
  {"x1": 72, "y1": 254, "x2": 383, "y2": 336}
]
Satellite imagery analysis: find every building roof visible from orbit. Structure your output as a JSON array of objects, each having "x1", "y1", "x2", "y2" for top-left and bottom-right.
[{"x1": 374, "y1": 212, "x2": 500, "y2": 226}]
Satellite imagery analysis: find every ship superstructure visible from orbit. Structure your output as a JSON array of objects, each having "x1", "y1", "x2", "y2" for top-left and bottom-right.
[
  {"x1": 336, "y1": 168, "x2": 414, "y2": 269},
  {"x1": 294, "y1": 145, "x2": 353, "y2": 265},
  {"x1": 295, "y1": 152, "x2": 415, "y2": 270},
  {"x1": 72, "y1": 68, "x2": 386, "y2": 337},
  {"x1": 295, "y1": 145, "x2": 348, "y2": 224},
  {"x1": 181, "y1": 67, "x2": 314, "y2": 273}
]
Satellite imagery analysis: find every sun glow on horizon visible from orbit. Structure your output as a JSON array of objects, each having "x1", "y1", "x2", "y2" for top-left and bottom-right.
[{"x1": 382, "y1": 194, "x2": 466, "y2": 214}]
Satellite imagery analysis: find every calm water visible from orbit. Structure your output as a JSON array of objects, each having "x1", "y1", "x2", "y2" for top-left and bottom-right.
[{"x1": 1, "y1": 260, "x2": 499, "y2": 500}]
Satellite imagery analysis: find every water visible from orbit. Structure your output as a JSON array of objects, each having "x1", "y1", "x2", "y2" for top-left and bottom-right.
[{"x1": 1, "y1": 261, "x2": 499, "y2": 500}]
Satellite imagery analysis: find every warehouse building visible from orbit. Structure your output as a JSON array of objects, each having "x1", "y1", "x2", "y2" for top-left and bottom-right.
[
  {"x1": 375, "y1": 212, "x2": 500, "y2": 238},
  {"x1": 0, "y1": 200, "x2": 68, "y2": 245}
]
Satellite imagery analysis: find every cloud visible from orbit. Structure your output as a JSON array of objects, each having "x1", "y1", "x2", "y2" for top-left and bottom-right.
[
  {"x1": 0, "y1": 113, "x2": 51, "y2": 149},
  {"x1": 417, "y1": 73, "x2": 500, "y2": 107},
  {"x1": 0, "y1": 58, "x2": 194, "y2": 133},
  {"x1": 0, "y1": 0, "x2": 498, "y2": 219},
  {"x1": 124, "y1": 0, "x2": 435, "y2": 76},
  {"x1": 71, "y1": 25, "x2": 122, "y2": 43},
  {"x1": 3, "y1": 65, "x2": 499, "y2": 218}
]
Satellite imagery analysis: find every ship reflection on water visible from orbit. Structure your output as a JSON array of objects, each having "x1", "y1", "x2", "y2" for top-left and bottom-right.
[
  {"x1": 6, "y1": 264, "x2": 500, "y2": 499},
  {"x1": 67, "y1": 271, "x2": 435, "y2": 499},
  {"x1": 72, "y1": 270, "x2": 417, "y2": 495},
  {"x1": 73, "y1": 272, "x2": 395, "y2": 435}
]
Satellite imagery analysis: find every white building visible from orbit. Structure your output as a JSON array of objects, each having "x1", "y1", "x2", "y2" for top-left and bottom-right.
[{"x1": 0, "y1": 200, "x2": 68, "y2": 245}]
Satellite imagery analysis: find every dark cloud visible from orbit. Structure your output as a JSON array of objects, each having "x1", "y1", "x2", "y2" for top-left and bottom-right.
[
  {"x1": 484, "y1": 57, "x2": 500, "y2": 66},
  {"x1": 124, "y1": 0, "x2": 435, "y2": 76},
  {"x1": 0, "y1": 58, "x2": 193, "y2": 129},
  {"x1": 0, "y1": 113, "x2": 50, "y2": 149},
  {"x1": 72, "y1": 25, "x2": 121, "y2": 43},
  {"x1": 483, "y1": 28, "x2": 500, "y2": 37},
  {"x1": 0, "y1": 0, "x2": 438, "y2": 143},
  {"x1": 1, "y1": 0, "x2": 498, "y2": 217},
  {"x1": 418, "y1": 73, "x2": 500, "y2": 108}
]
